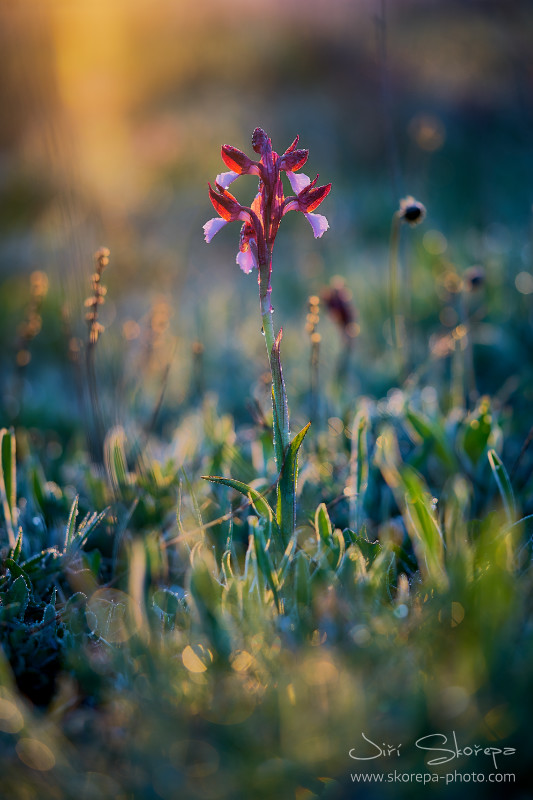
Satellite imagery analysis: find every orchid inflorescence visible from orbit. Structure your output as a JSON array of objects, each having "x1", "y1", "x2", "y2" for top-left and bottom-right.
[{"x1": 204, "y1": 127, "x2": 331, "y2": 317}]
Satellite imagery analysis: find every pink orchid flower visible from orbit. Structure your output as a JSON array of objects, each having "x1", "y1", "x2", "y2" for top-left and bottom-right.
[{"x1": 203, "y1": 129, "x2": 331, "y2": 307}]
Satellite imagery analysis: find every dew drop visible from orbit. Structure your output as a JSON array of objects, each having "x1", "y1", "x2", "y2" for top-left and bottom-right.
[{"x1": 394, "y1": 604, "x2": 409, "y2": 619}]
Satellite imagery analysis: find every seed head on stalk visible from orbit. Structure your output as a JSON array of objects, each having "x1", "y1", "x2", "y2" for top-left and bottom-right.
[{"x1": 84, "y1": 247, "x2": 110, "y2": 465}]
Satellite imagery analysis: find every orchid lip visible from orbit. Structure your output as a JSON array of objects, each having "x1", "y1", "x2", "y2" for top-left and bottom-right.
[
  {"x1": 216, "y1": 171, "x2": 239, "y2": 189},
  {"x1": 203, "y1": 217, "x2": 228, "y2": 243},
  {"x1": 304, "y1": 212, "x2": 329, "y2": 238},
  {"x1": 287, "y1": 172, "x2": 311, "y2": 195}
]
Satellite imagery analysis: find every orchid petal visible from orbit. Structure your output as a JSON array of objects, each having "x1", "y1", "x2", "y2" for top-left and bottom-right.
[
  {"x1": 300, "y1": 182, "x2": 331, "y2": 212},
  {"x1": 283, "y1": 135, "x2": 299, "y2": 154},
  {"x1": 203, "y1": 217, "x2": 228, "y2": 243},
  {"x1": 208, "y1": 184, "x2": 236, "y2": 220},
  {"x1": 236, "y1": 246, "x2": 258, "y2": 274},
  {"x1": 221, "y1": 145, "x2": 253, "y2": 173},
  {"x1": 287, "y1": 171, "x2": 311, "y2": 195},
  {"x1": 208, "y1": 183, "x2": 249, "y2": 222},
  {"x1": 281, "y1": 148, "x2": 309, "y2": 172},
  {"x1": 216, "y1": 170, "x2": 239, "y2": 189},
  {"x1": 304, "y1": 212, "x2": 329, "y2": 239},
  {"x1": 282, "y1": 199, "x2": 299, "y2": 214}
]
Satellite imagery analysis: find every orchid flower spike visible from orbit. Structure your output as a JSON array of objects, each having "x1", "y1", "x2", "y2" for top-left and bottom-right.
[{"x1": 203, "y1": 128, "x2": 331, "y2": 275}]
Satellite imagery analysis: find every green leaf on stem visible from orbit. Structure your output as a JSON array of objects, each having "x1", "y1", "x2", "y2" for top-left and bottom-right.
[
  {"x1": 202, "y1": 475, "x2": 282, "y2": 546},
  {"x1": 277, "y1": 422, "x2": 311, "y2": 543},
  {"x1": 270, "y1": 328, "x2": 290, "y2": 463},
  {"x1": 488, "y1": 449, "x2": 516, "y2": 524}
]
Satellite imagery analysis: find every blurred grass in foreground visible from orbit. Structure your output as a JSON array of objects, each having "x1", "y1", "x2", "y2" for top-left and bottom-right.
[{"x1": 1, "y1": 367, "x2": 533, "y2": 798}]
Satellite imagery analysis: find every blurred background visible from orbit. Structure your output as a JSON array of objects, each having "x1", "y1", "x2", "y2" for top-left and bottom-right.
[{"x1": 1, "y1": 0, "x2": 533, "y2": 448}]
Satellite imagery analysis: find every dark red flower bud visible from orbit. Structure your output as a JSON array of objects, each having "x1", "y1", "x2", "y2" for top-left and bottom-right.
[
  {"x1": 221, "y1": 145, "x2": 257, "y2": 174},
  {"x1": 322, "y1": 278, "x2": 356, "y2": 337},
  {"x1": 208, "y1": 183, "x2": 244, "y2": 221},
  {"x1": 298, "y1": 181, "x2": 332, "y2": 213},
  {"x1": 252, "y1": 127, "x2": 269, "y2": 154},
  {"x1": 281, "y1": 148, "x2": 309, "y2": 172}
]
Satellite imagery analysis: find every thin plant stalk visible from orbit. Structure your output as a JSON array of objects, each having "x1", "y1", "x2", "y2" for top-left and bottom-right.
[
  {"x1": 259, "y1": 252, "x2": 293, "y2": 534},
  {"x1": 84, "y1": 247, "x2": 110, "y2": 465},
  {"x1": 389, "y1": 197, "x2": 426, "y2": 379},
  {"x1": 259, "y1": 252, "x2": 287, "y2": 446},
  {"x1": 451, "y1": 334, "x2": 466, "y2": 411},
  {"x1": 309, "y1": 334, "x2": 320, "y2": 429},
  {"x1": 389, "y1": 209, "x2": 405, "y2": 371},
  {"x1": 307, "y1": 295, "x2": 321, "y2": 428},
  {"x1": 459, "y1": 292, "x2": 477, "y2": 408},
  {"x1": 259, "y1": 249, "x2": 290, "y2": 447}
]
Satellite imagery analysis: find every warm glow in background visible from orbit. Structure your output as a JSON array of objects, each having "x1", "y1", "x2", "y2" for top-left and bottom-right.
[{"x1": 1, "y1": 0, "x2": 533, "y2": 421}]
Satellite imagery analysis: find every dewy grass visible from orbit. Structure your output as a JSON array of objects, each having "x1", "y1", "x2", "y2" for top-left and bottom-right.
[{"x1": 203, "y1": 128, "x2": 331, "y2": 542}]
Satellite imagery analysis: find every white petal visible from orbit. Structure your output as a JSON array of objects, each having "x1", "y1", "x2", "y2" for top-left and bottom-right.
[
  {"x1": 216, "y1": 170, "x2": 239, "y2": 189},
  {"x1": 287, "y1": 171, "x2": 311, "y2": 195},
  {"x1": 304, "y1": 212, "x2": 329, "y2": 238},
  {"x1": 203, "y1": 217, "x2": 228, "y2": 243},
  {"x1": 236, "y1": 247, "x2": 258, "y2": 274}
]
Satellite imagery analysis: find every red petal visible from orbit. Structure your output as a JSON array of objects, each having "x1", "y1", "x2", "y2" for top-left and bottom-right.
[
  {"x1": 300, "y1": 183, "x2": 331, "y2": 213},
  {"x1": 213, "y1": 183, "x2": 239, "y2": 201},
  {"x1": 208, "y1": 183, "x2": 241, "y2": 221},
  {"x1": 221, "y1": 145, "x2": 255, "y2": 174},
  {"x1": 283, "y1": 135, "x2": 299, "y2": 154},
  {"x1": 281, "y1": 148, "x2": 309, "y2": 172}
]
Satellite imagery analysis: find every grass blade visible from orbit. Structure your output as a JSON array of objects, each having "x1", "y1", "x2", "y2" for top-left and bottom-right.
[
  {"x1": 64, "y1": 496, "x2": 80, "y2": 551},
  {"x1": 348, "y1": 409, "x2": 368, "y2": 532},
  {"x1": 0, "y1": 428, "x2": 16, "y2": 548},
  {"x1": 488, "y1": 449, "x2": 516, "y2": 524},
  {"x1": 376, "y1": 427, "x2": 447, "y2": 587},
  {"x1": 104, "y1": 426, "x2": 130, "y2": 495}
]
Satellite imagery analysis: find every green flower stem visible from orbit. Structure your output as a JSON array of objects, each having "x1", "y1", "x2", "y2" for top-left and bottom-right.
[
  {"x1": 261, "y1": 306, "x2": 275, "y2": 368},
  {"x1": 259, "y1": 257, "x2": 289, "y2": 443},
  {"x1": 259, "y1": 254, "x2": 295, "y2": 541},
  {"x1": 389, "y1": 210, "x2": 405, "y2": 372},
  {"x1": 259, "y1": 254, "x2": 274, "y2": 353}
]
